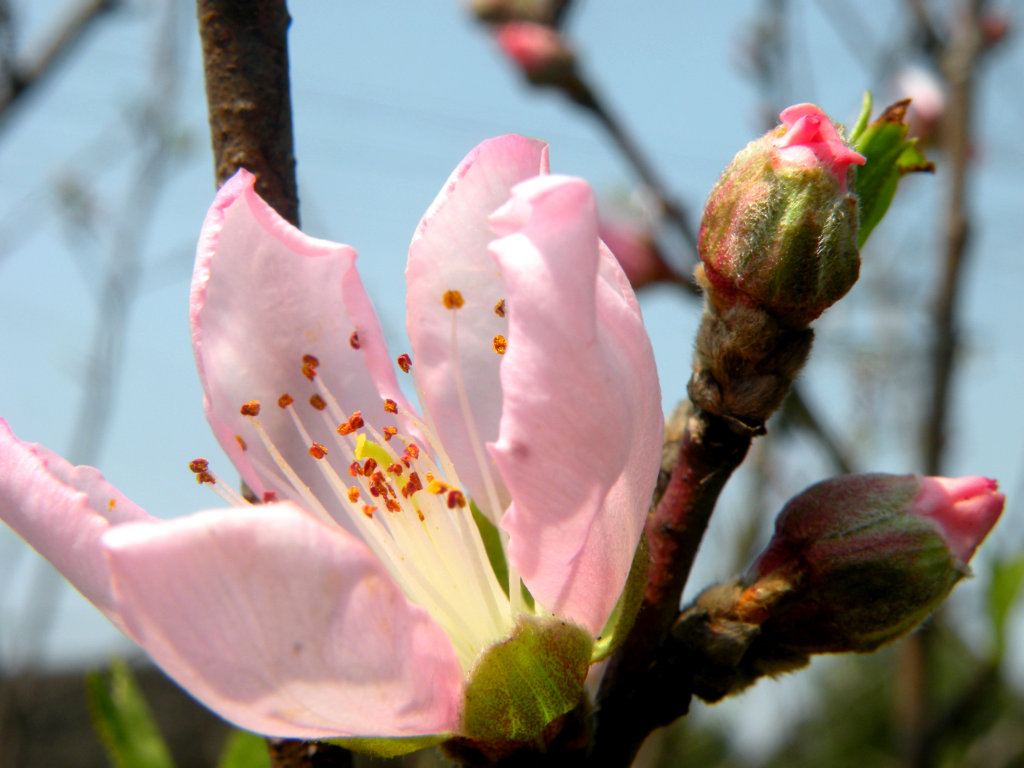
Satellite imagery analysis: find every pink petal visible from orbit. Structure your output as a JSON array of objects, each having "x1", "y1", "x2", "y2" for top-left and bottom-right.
[
  {"x1": 406, "y1": 135, "x2": 549, "y2": 522},
  {"x1": 192, "y1": 170, "x2": 416, "y2": 521},
  {"x1": 0, "y1": 420, "x2": 151, "y2": 632},
  {"x1": 775, "y1": 103, "x2": 865, "y2": 190},
  {"x1": 911, "y1": 476, "x2": 1004, "y2": 563},
  {"x1": 487, "y1": 175, "x2": 662, "y2": 636},
  {"x1": 103, "y1": 503, "x2": 463, "y2": 739}
]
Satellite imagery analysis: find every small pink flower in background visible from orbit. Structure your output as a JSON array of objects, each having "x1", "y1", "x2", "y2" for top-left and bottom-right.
[
  {"x1": 892, "y1": 64, "x2": 946, "y2": 145},
  {"x1": 494, "y1": 21, "x2": 575, "y2": 84},
  {"x1": 0, "y1": 135, "x2": 663, "y2": 741},
  {"x1": 598, "y1": 215, "x2": 676, "y2": 290}
]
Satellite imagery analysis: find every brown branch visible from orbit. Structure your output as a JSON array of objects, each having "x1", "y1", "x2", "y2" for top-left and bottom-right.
[{"x1": 197, "y1": 0, "x2": 299, "y2": 224}]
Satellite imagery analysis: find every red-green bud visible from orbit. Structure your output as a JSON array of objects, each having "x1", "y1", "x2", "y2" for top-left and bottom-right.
[
  {"x1": 698, "y1": 104, "x2": 866, "y2": 326},
  {"x1": 743, "y1": 474, "x2": 1004, "y2": 654}
]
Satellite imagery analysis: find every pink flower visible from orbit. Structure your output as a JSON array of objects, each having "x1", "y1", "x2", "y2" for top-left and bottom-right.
[
  {"x1": 774, "y1": 103, "x2": 865, "y2": 192},
  {"x1": 0, "y1": 135, "x2": 662, "y2": 741}
]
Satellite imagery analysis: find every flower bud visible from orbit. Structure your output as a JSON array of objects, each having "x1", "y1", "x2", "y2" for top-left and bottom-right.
[
  {"x1": 494, "y1": 22, "x2": 576, "y2": 87},
  {"x1": 743, "y1": 474, "x2": 1004, "y2": 654},
  {"x1": 698, "y1": 103, "x2": 866, "y2": 326}
]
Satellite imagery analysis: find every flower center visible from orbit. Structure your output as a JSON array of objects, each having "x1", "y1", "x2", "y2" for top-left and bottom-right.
[{"x1": 195, "y1": 332, "x2": 523, "y2": 672}]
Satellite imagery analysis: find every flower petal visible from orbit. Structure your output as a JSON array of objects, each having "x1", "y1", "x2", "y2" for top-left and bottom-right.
[
  {"x1": 0, "y1": 419, "x2": 150, "y2": 632},
  {"x1": 103, "y1": 503, "x2": 463, "y2": 739},
  {"x1": 192, "y1": 170, "x2": 416, "y2": 523},
  {"x1": 406, "y1": 135, "x2": 549, "y2": 521},
  {"x1": 487, "y1": 176, "x2": 662, "y2": 635}
]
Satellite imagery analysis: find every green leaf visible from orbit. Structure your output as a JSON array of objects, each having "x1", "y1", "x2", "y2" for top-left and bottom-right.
[
  {"x1": 323, "y1": 734, "x2": 448, "y2": 757},
  {"x1": 987, "y1": 554, "x2": 1024, "y2": 658},
  {"x1": 591, "y1": 535, "x2": 649, "y2": 662},
  {"x1": 461, "y1": 616, "x2": 592, "y2": 744},
  {"x1": 848, "y1": 91, "x2": 873, "y2": 145},
  {"x1": 86, "y1": 660, "x2": 177, "y2": 768},
  {"x1": 852, "y1": 98, "x2": 935, "y2": 248},
  {"x1": 217, "y1": 731, "x2": 272, "y2": 768}
]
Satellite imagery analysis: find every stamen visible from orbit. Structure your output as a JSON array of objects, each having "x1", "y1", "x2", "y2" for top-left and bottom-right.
[
  {"x1": 494, "y1": 299, "x2": 506, "y2": 317},
  {"x1": 188, "y1": 457, "x2": 250, "y2": 507},
  {"x1": 349, "y1": 331, "x2": 361, "y2": 350},
  {"x1": 492, "y1": 335, "x2": 507, "y2": 355},
  {"x1": 309, "y1": 394, "x2": 327, "y2": 411},
  {"x1": 235, "y1": 435, "x2": 248, "y2": 451},
  {"x1": 397, "y1": 353, "x2": 412, "y2": 373},
  {"x1": 442, "y1": 289, "x2": 465, "y2": 309}
]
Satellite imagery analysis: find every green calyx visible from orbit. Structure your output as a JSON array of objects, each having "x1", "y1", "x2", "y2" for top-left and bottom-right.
[
  {"x1": 460, "y1": 615, "x2": 593, "y2": 745},
  {"x1": 850, "y1": 92, "x2": 934, "y2": 247}
]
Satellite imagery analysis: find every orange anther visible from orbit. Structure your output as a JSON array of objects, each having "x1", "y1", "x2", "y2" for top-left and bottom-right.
[
  {"x1": 240, "y1": 401, "x2": 261, "y2": 417},
  {"x1": 278, "y1": 393, "x2": 295, "y2": 408},
  {"x1": 494, "y1": 299, "x2": 506, "y2": 317},
  {"x1": 235, "y1": 434, "x2": 248, "y2": 451},
  {"x1": 347, "y1": 486, "x2": 360, "y2": 503},
  {"x1": 309, "y1": 443, "x2": 328, "y2": 459},
  {"x1": 397, "y1": 353, "x2": 412, "y2": 373},
  {"x1": 349, "y1": 331, "x2": 360, "y2": 350},
  {"x1": 309, "y1": 394, "x2": 327, "y2": 411},
  {"x1": 384, "y1": 398, "x2": 398, "y2": 414},
  {"x1": 189, "y1": 458, "x2": 209, "y2": 473},
  {"x1": 443, "y1": 289, "x2": 465, "y2": 309},
  {"x1": 493, "y1": 334, "x2": 507, "y2": 354}
]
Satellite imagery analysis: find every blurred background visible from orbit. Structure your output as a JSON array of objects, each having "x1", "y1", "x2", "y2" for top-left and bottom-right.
[{"x1": 0, "y1": 1, "x2": 1021, "y2": 766}]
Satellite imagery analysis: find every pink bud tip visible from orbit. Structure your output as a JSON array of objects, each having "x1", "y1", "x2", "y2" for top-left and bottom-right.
[
  {"x1": 775, "y1": 103, "x2": 866, "y2": 192},
  {"x1": 911, "y1": 476, "x2": 1005, "y2": 563},
  {"x1": 494, "y1": 22, "x2": 570, "y2": 77}
]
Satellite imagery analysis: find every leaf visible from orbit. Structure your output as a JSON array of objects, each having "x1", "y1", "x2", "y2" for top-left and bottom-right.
[
  {"x1": 987, "y1": 554, "x2": 1024, "y2": 658},
  {"x1": 86, "y1": 659, "x2": 176, "y2": 768},
  {"x1": 852, "y1": 97, "x2": 935, "y2": 248},
  {"x1": 218, "y1": 730, "x2": 272, "y2": 768}
]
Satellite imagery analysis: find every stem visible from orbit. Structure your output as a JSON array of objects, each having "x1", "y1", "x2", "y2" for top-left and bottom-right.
[
  {"x1": 197, "y1": 0, "x2": 299, "y2": 224},
  {"x1": 592, "y1": 406, "x2": 752, "y2": 766}
]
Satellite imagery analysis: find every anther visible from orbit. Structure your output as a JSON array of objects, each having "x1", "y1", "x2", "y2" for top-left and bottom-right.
[
  {"x1": 309, "y1": 394, "x2": 327, "y2": 411},
  {"x1": 443, "y1": 289, "x2": 465, "y2": 310},
  {"x1": 447, "y1": 490, "x2": 466, "y2": 509},
  {"x1": 347, "y1": 487, "x2": 360, "y2": 503},
  {"x1": 493, "y1": 335, "x2": 507, "y2": 355},
  {"x1": 387, "y1": 462, "x2": 403, "y2": 475},
  {"x1": 362, "y1": 457, "x2": 378, "y2": 476},
  {"x1": 362, "y1": 505, "x2": 376, "y2": 519},
  {"x1": 189, "y1": 458, "x2": 209, "y2": 474},
  {"x1": 384, "y1": 399, "x2": 398, "y2": 414},
  {"x1": 382, "y1": 426, "x2": 397, "y2": 441},
  {"x1": 301, "y1": 354, "x2": 320, "y2": 381},
  {"x1": 195, "y1": 471, "x2": 215, "y2": 485},
  {"x1": 494, "y1": 299, "x2": 506, "y2": 317},
  {"x1": 263, "y1": 491, "x2": 277, "y2": 503},
  {"x1": 240, "y1": 401, "x2": 261, "y2": 417},
  {"x1": 397, "y1": 353, "x2": 412, "y2": 373},
  {"x1": 349, "y1": 331, "x2": 360, "y2": 349},
  {"x1": 406, "y1": 443, "x2": 420, "y2": 459},
  {"x1": 309, "y1": 442, "x2": 328, "y2": 459},
  {"x1": 278, "y1": 393, "x2": 294, "y2": 408},
  {"x1": 349, "y1": 461, "x2": 361, "y2": 477},
  {"x1": 235, "y1": 435, "x2": 248, "y2": 451},
  {"x1": 385, "y1": 498, "x2": 401, "y2": 513}
]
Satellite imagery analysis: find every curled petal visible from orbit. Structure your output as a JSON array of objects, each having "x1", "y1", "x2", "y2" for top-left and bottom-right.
[
  {"x1": 0, "y1": 419, "x2": 150, "y2": 632},
  {"x1": 406, "y1": 135, "x2": 549, "y2": 523},
  {"x1": 192, "y1": 170, "x2": 417, "y2": 522},
  {"x1": 488, "y1": 176, "x2": 662, "y2": 635},
  {"x1": 103, "y1": 503, "x2": 463, "y2": 739}
]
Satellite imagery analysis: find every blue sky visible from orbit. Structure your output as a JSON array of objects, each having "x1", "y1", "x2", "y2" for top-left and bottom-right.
[{"x1": 1, "y1": 0, "x2": 1022, "y2": 748}]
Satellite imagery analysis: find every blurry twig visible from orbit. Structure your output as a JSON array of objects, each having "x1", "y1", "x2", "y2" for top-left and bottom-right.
[{"x1": 0, "y1": 0, "x2": 117, "y2": 128}]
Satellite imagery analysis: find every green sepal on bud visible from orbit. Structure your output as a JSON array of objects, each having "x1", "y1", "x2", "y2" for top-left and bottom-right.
[{"x1": 849, "y1": 92, "x2": 935, "y2": 247}]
